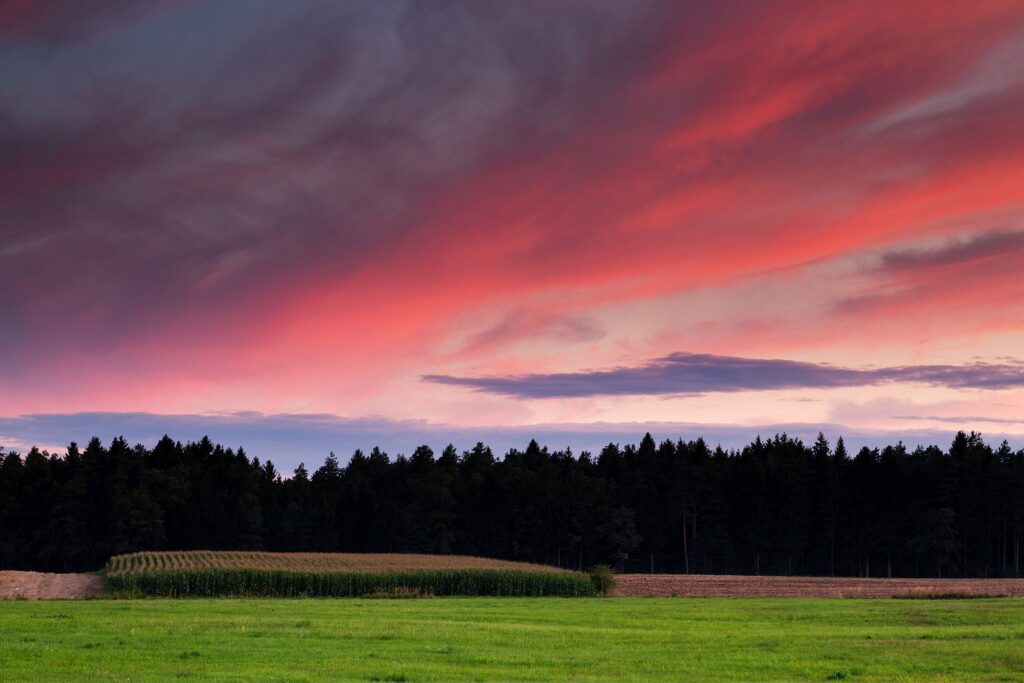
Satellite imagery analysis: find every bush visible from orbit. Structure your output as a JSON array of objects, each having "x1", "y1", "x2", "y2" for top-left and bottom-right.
[
  {"x1": 589, "y1": 565, "x2": 617, "y2": 596},
  {"x1": 103, "y1": 568, "x2": 596, "y2": 598}
]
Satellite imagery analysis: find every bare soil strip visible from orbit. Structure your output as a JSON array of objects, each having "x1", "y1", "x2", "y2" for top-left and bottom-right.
[
  {"x1": 615, "y1": 574, "x2": 1024, "y2": 598},
  {"x1": 0, "y1": 571, "x2": 103, "y2": 600},
  {"x1": 7, "y1": 569, "x2": 1024, "y2": 600}
]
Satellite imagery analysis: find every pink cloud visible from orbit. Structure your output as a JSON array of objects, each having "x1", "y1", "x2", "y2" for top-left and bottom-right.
[{"x1": 2, "y1": 1, "x2": 1023, "y2": 438}]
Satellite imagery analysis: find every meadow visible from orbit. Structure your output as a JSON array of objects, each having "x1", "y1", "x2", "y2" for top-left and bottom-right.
[{"x1": 2, "y1": 597, "x2": 1024, "y2": 682}]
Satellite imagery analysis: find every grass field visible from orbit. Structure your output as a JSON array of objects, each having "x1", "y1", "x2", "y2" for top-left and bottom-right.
[{"x1": 2, "y1": 598, "x2": 1023, "y2": 682}]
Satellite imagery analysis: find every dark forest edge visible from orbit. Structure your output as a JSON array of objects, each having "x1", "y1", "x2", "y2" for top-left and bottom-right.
[{"x1": 1, "y1": 431, "x2": 1022, "y2": 578}]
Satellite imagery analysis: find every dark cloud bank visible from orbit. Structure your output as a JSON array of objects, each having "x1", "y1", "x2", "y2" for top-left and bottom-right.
[
  {"x1": 0, "y1": 0, "x2": 664, "y2": 364},
  {"x1": 423, "y1": 352, "x2": 1024, "y2": 398}
]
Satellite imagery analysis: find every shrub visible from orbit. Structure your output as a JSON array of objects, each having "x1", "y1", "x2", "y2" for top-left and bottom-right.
[{"x1": 588, "y1": 565, "x2": 617, "y2": 596}]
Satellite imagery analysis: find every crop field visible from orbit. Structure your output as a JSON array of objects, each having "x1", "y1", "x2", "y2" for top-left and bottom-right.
[
  {"x1": 2, "y1": 597, "x2": 1024, "y2": 682},
  {"x1": 102, "y1": 551, "x2": 593, "y2": 598},
  {"x1": 614, "y1": 574, "x2": 1024, "y2": 598},
  {"x1": 106, "y1": 551, "x2": 570, "y2": 575}
]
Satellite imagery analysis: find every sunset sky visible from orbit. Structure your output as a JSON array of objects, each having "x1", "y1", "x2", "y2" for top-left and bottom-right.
[{"x1": 2, "y1": 1, "x2": 1023, "y2": 466}]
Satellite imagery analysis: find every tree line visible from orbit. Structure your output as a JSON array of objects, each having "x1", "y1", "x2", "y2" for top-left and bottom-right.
[{"x1": 1, "y1": 431, "x2": 1022, "y2": 577}]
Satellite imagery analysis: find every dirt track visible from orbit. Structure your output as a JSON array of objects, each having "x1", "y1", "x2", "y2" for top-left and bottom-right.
[
  {"x1": 615, "y1": 574, "x2": 1024, "y2": 598},
  {"x1": 0, "y1": 571, "x2": 103, "y2": 600}
]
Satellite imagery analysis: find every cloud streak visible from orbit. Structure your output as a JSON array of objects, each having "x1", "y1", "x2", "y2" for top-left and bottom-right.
[
  {"x1": 424, "y1": 353, "x2": 1024, "y2": 398},
  {"x1": 894, "y1": 414, "x2": 1023, "y2": 425},
  {"x1": 880, "y1": 229, "x2": 1024, "y2": 271}
]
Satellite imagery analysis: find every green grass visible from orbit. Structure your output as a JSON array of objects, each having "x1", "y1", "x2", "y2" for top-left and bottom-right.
[{"x1": 2, "y1": 598, "x2": 1023, "y2": 681}]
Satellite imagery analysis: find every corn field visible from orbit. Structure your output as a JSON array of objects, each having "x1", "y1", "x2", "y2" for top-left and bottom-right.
[
  {"x1": 103, "y1": 551, "x2": 595, "y2": 597},
  {"x1": 105, "y1": 551, "x2": 572, "y2": 575}
]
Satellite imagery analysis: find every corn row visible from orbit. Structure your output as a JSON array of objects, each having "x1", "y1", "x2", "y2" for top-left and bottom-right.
[
  {"x1": 105, "y1": 551, "x2": 571, "y2": 576},
  {"x1": 103, "y1": 568, "x2": 595, "y2": 597}
]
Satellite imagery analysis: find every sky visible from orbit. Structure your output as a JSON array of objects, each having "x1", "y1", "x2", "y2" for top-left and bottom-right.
[{"x1": 2, "y1": 0, "x2": 1024, "y2": 467}]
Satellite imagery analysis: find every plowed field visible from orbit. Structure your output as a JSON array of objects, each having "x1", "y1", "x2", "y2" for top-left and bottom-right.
[
  {"x1": 0, "y1": 571, "x2": 102, "y2": 600},
  {"x1": 615, "y1": 573, "x2": 1024, "y2": 598}
]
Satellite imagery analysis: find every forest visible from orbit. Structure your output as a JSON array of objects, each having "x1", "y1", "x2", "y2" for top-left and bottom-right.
[{"x1": 1, "y1": 431, "x2": 1022, "y2": 577}]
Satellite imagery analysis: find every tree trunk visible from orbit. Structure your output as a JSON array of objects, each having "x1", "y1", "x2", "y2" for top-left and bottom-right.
[
  {"x1": 829, "y1": 505, "x2": 835, "y2": 577},
  {"x1": 1015, "y1": 532, "x2": 1020, "y2": 577},
  {"x1": 682, "y1": 505, "x2": 689, "y2": 575}
]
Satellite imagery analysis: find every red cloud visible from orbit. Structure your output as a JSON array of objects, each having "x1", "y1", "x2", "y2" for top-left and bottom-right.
[{"x1": 2, "y1": 1, "x2": 1023, "y2": 422}]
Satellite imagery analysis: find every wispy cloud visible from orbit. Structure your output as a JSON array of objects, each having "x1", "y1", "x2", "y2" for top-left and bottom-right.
[
  {"x1": 424, "y1": 353, "x2": 1024, "y2": 398},
  {"x1": 834, "y1": 228, "x2": 1024, "y2": 321},
  {"x1": 894, "y1": 414, "x2": 1023, "y2": 425},
  {"x1": 880, "y1": 229, "x2": 1024, "y2": 271}
]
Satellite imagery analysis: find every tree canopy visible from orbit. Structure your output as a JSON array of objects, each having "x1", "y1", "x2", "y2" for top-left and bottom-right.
[{"x1": 1, "y1": 431, "x2": 1022, "y2": 577}]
